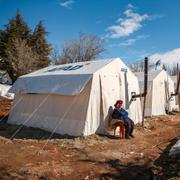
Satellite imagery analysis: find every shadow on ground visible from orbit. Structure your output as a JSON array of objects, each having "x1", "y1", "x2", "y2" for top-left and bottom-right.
[
  {"x1": 0, "y1": 117, "x2": 121, "y2": 140},
  {"x1": 81, "y1": 159, "x2": 155, "y2": 180},
  {"x1": 0, "y1": 118, "x2": 76, "y2": 140},
  {"x1": 154, "y1": 137, "x2": 180, "y2": 179},
  {"x1": 80, "y1": 138, "x2": 180, "y2": 180}
]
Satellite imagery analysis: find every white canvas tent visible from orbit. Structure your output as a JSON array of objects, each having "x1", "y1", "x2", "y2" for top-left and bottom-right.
[
  {"x1": 135, "y1": 70, "x2": 176, "y2": 116},
  {"x1": 8, "y1": 58, "x2": 142, "y2": 136}
]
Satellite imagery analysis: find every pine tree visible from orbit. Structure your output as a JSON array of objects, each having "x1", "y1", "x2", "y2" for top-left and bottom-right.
[
  {"x1": 0, "y1": 10, "x2": 31, "y2": 82},
  {"x1": 0, "y1": 11, "x2": 51, "y2": 83},
  {"x1": 6, "y1": 10, "x2": 30, "y2": 39},
  {"x1": 31, "y1": 21, "x2": 51, "y2": 69}
]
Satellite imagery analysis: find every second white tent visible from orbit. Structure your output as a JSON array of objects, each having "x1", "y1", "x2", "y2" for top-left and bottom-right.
[{"x1": 135, "y1": 70, "x2": 176, "y2": 116}]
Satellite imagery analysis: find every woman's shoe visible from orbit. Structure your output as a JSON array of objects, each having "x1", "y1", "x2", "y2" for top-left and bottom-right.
[
  {"x1": 125, "y1": 135, "x2": 130, "y2": 139},
  {"x1": 130, "y1": 134, "x2": 135, "y2": 138}
]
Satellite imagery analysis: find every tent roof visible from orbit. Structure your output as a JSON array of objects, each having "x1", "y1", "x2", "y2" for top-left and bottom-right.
[
  {"x1": 22, "y1": 59, "x2": 115, "y2": 77},
  {"x1": 9, "y1": 58, "x2": 125, "y2": 96},
  {"x1": 135, "y1": 70, "x2": 163, "y2": 82}
]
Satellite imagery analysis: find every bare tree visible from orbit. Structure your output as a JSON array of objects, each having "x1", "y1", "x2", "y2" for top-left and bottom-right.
[
  {"x1": 49, "y1": 46, "x2": 61, "y2": 65},
  {"x1": 155, "y1": 59, "x2": 161, "y2": 70},
  {"x1": 4, "y1": 38, "x2": 38, "y2": 82},
  {"x1": 171, "y1": 63, "x2": 179, "y2": 76},
  {"x1": 162, "y1": 64, "x2": 167, "y2": 71},
  {"x1": 57, "y1": 33, "x2": 105, "y2": 64},
  {"x1": 128, "y1": 60, "x2": 144, "y2": 72}
]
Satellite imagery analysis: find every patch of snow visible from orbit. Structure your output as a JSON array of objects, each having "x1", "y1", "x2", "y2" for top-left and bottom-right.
[
  {"x1": 169, "y1": 139, "x2": 180, "y2": 156},
  {"x1": 0, "y1": 84, "x2": 14, "y2": 99}
]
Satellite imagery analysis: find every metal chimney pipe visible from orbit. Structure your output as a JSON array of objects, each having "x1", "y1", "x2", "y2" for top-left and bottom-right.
[{"x1": 142, "y1": 57, "x2": 148, "y2": 127}]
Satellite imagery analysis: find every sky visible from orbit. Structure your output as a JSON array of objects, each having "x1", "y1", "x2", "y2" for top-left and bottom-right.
[{"x1": 0, "y1": 0, "x2": 180, "y2": 66}]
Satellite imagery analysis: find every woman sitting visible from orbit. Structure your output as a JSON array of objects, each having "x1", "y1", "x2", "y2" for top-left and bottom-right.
[{"x1": 112, "y1": 100, "x2": 134, "y2": 139}]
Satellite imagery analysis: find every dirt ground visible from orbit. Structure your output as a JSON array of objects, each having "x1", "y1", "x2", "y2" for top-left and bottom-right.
[
  {"x1": 0, "y1": 97, "x2": 180, "y2": 180},
  {"x1": 0, "y1": 96, "x2": 12, "y2": 118}
]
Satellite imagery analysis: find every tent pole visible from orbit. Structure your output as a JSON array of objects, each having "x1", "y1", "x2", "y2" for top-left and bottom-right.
[
  {"x1": 142, "y1": 57, "x2": 148, "y2": 127},
  {"x1": 177, "y1": 63, "x2": 180, "y2": 110},
  {"x1": 166, "y1": 73, "x2": 170, "y2": 114},
  {"x1": 130, "y1": 57, "x2": 149, "y2": 126},
  {"x1": 177, "y1": 63, "x2": 179, "y2": 82}
]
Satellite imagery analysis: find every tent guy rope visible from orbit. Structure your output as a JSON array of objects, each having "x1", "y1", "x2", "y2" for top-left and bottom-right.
[
  {"x1": 8, "y1": 83, "x2": 69, "y2": 141},
  {"x1": 36, "y1": 94, "x2": 79, "y2": 155}
]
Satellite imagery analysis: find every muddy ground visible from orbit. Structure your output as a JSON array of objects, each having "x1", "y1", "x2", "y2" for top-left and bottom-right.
[{"x1": 0, "y1": 97, "x2": 179, "y2": 179}]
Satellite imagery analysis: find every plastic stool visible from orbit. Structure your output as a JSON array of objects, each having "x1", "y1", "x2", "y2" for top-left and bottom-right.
[{"x1": 113, "y1": 121, "x2": 125, "y2": 138}]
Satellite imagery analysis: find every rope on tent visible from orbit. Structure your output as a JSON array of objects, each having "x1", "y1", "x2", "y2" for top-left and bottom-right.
[
  {"x1": 7, "y1": 82, "x2": 70, "y2": 142},
  {"x1": 8, "y1": 94, "x2": 50, "y2": 141},
  {"x1": 37, "y1": 94, "x2": 79, "y2": 154},
  {"x1": 38, "y1": 89, "x2": 88, "y2": 142},
  {"x1": 0, "y1": 96, "x2": 24, "y2": 122}
]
